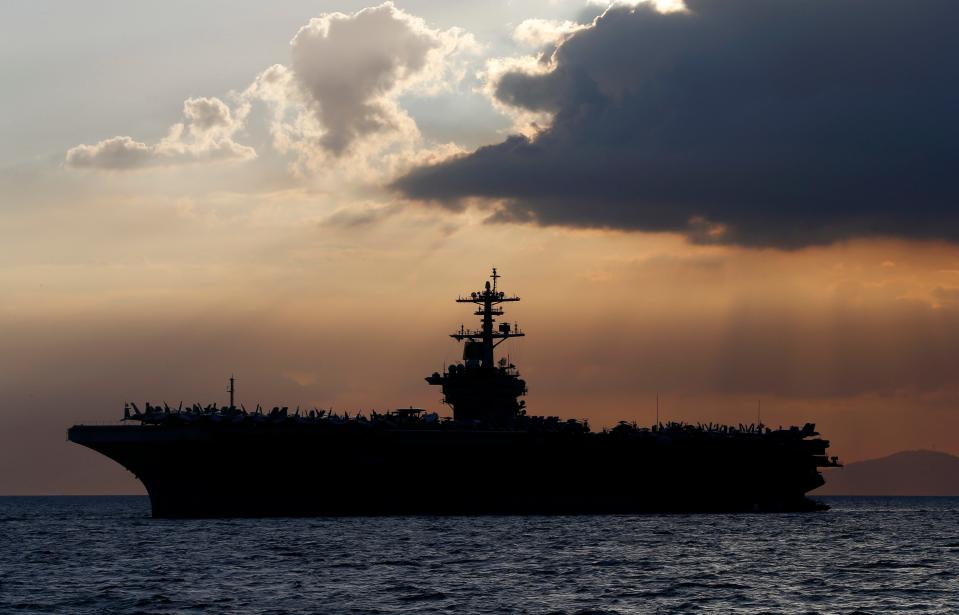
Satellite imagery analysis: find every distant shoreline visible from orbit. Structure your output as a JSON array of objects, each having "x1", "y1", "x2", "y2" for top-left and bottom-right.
[{"x1": 814, "y1": 449, "x2": 959, "y2": 497}]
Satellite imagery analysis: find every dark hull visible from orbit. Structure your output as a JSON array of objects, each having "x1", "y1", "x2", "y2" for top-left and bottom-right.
[{"x1": 69, "y1": 424, "x2": 829, "y2": 518}]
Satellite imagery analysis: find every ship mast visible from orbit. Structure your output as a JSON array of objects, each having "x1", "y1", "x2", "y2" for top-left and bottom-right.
[{"x1": 451, "y1": 267, "x2": 524, "y2": 368}]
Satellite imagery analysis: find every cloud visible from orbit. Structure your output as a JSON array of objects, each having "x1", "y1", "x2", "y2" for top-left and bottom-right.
[
  {"x1": 66, "y1": 97, "x2": 255, "y2": 170},
  {"x1": 394, "y1": 0, "x2": 959, "y2": 248},
  {"x1": 64, "y1": 136, "x2": 155, "y2": 171},
  {"x1": 589, "y1": 0, "x2": 687, "y2": 12},
  {"x1": 321, "y1": 201, "x2": 398, "y2": 229},
  {"x1": 244, "y1": 2, "x2": 478, "y2": 175},
  {"x1": 182, "y1": 97, "x2": 236, "y2": 134},
  {"x1": 65, "y1": 3, "x2": 477, "y2": 180},
  {"x1": 512, "y1": 19, "x2": 585, "y2": 48},
  {"x1": 289, "y1": 2, "x2": 438, "y2": 155}
]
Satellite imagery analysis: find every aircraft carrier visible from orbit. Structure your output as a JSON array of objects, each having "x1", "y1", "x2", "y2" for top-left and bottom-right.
[{"x1": 69, "y1": 269, "x2": 840, "y2": 517}]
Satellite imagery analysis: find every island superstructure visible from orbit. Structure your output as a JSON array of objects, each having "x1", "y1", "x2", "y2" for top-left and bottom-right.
[
  {"x1": 426, "y1": 268, "x2": 527, "y2": 423},
  {"x1": 69, "y1": 269, "x2": 840, "y2": 517}
]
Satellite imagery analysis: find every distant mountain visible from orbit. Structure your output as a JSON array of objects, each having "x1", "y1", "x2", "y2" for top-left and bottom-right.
[{"x1": 814, "y1": 450, "x2": 959, "y2": 496}]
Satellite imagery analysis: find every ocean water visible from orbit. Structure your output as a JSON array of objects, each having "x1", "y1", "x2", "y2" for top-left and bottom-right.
[{"x1": 1, "y1": 497, "x2": 957, "y2": 614}]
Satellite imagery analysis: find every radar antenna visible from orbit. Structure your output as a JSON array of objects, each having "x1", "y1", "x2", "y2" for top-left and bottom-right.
[{"x1": 450, "y1": 267, "x2": 524, "y2": 368}]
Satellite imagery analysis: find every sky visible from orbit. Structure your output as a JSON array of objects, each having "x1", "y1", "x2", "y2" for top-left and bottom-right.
[{"x1": 2, "y1": 0, "x2": 958, "y2": 494}]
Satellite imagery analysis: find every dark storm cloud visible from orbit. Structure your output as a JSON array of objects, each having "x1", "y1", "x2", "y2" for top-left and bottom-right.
[{"x1": 394, "y1": 0, "x2": 959, "y2": 248}]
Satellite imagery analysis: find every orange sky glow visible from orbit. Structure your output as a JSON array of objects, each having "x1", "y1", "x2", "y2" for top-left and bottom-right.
[
  {"x1": 2, "y1": 0, "x2": 958, "y2": 494},
  {"x1": 4, "y1": 216, "x2": 959, "y2": 493}
]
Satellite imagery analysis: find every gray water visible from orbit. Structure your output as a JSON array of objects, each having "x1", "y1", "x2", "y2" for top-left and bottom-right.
[{"x1": 1, "y1": 496, "x2": 957, "y2": 613}]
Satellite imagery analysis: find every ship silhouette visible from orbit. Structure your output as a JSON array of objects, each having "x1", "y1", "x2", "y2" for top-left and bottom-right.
[{"x1": 69, "y1": 269, "x2": 840, "y2": 517}]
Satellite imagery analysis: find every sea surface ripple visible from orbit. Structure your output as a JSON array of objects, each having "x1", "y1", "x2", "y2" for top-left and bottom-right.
[{"x1": 1, "y1": 496, "x2": 957, "y2": 614}]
